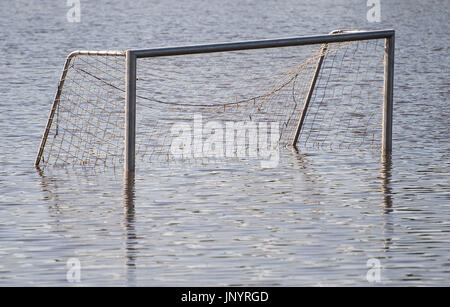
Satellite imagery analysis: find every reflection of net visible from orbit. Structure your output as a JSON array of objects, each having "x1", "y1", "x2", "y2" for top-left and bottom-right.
[{"x1": 40, "y1": 39, "x2": 385, "y2": 168}]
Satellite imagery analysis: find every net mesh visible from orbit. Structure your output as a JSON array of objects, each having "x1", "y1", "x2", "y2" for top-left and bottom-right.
[
  {"x1": 298, "y1": 39, "x2": 384, "y2": 151},
  {"x1": 38, "y1": 38, "x2": 385, "y2": 168}
]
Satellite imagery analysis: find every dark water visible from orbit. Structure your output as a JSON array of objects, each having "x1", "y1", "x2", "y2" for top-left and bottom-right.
[{"x1": 0, "y1": 0, "x2": 449, "y2": 286}]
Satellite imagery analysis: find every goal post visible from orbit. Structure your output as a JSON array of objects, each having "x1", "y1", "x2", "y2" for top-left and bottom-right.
[
  {"x1": 383, "y1": 33, "x2": 395, "y2": 154},
  {"x1": 35, "y1": 29, "x2": 394, "y2": 171}
]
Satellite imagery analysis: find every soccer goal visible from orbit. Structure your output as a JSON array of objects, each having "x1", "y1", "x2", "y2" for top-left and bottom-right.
[{"x1": 35, "y1": 29, "x2": 394, "y2": 171}]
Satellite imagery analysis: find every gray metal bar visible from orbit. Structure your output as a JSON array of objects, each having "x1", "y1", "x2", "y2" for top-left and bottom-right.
[
  {"x1": 125, "y1": 50, "x2": 137, "y2": 173},
  {"x1": 132, "y1": 29, "x2": 394, "y2": 58},
  {"x1": 35, "y1": 55, "x2": 73, "y2": 166},
  {"x1": 292, "y1": 44, "x2": 328, "y2": 147},
  {"x1": 382, "y1": 34, "x2": 395, "y2": 155},
  {"x1": 67, "y1": 50, "x2": 126, "y2": 57}
]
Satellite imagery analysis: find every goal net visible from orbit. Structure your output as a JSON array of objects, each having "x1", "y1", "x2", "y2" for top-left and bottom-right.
[{"x1": 35, "y1": 30, "x2": 393, "y2": 169}]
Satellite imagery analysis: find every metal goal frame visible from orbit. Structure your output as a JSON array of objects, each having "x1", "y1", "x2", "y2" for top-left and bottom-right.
[{"x1": 35, "y1": 29, "x2": 395, "y2": 172}]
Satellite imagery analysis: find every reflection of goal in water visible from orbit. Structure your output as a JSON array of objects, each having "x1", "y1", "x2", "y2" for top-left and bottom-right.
[{"x1": 35, "y1": 29, "x2": 394, "y2": 171}]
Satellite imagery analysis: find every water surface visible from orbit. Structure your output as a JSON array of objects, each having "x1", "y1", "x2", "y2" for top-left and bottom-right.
[{"x1": 0, "y1": 0, "x2": 449, "y2": 286}]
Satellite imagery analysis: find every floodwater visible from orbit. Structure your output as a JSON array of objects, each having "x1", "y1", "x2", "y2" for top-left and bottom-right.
[{"x1": 0, "y1": 0, "x2": 449, "y2": 286}]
